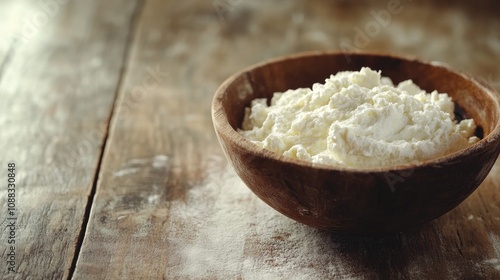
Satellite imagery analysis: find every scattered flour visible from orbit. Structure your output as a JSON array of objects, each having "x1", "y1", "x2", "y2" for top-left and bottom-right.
[
  {"x1": 165, "y1": 158, "x2": 359, "y2": 279},
  {"x1": 164, "y1": 156, "x2": 500, "y2": 278},
  {"x1": 113, "y1": 167, "x2": 140, "y2": 177},
  {"x1": 152, "y1": 155, "x2": 170, "y2": 168},
  {"x1": 486, "y1": 233, "x2": 500, "y2": 271},
  {"x1": 128, "y1": 158, "x2": 150, "y2": 165},
  {"x1": 113, "y1": 155, "x2": 170, "y2": 177},
  {"x1": 147, "y1": 194, "x2": 160, "y2": 204}
]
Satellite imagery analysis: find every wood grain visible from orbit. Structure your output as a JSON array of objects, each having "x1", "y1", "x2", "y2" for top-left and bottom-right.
[
  {"x1": 73, "y1": 0, "x2": 229, "y2": 277},
  {"x1": 73, "y1": 0, "x2": 500, "y2": 279},
  {"x1": 1, "y1": 0, "x2": 499, "y2": 279},
  {"x1": 0, "y1": 0, "x2": 138, "y2": 278}
]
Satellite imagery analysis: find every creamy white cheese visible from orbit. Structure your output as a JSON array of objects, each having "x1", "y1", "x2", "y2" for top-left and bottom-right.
[{"x1": 238, "y1": 67, "x2": 479, "y2": 168}]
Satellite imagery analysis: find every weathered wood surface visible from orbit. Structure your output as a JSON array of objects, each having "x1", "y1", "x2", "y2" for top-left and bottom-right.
[
  {"x1": 2, "y1": 0, "x2": 500, "y2": 279},
  {"x1": 74, "y1": 0, "x2": 500, "y2": 279},
  {"x1": 0, "y1": 0, "x2": 139, "y2": 279}
]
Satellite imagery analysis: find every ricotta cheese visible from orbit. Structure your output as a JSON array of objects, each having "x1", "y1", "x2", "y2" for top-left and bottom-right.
[{"x1": 238, "y1": 67, "x2": 479, "y2": 168}]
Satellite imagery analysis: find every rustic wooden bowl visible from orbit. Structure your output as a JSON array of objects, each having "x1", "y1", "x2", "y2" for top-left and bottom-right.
[{"x1": 211, "y1": 51, "x2": 500, "y2": 233}]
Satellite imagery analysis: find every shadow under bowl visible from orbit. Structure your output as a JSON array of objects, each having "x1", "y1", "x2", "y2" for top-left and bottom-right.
[{"x1": 212, "y1": 51, "x2": 500, "y2": 233}]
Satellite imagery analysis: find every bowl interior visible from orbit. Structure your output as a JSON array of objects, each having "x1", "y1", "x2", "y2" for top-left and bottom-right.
[{"x1": 220, "y1": 53, "x2": 500, "y2": 145}]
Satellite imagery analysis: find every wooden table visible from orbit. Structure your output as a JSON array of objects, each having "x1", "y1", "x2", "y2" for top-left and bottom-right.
[{"x1": 1, "y1": 1, "x2": 500, "y2": 279}]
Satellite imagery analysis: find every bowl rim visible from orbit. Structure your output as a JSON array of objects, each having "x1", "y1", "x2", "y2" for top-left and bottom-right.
[{"x1": 212, "y1": 51, "x2": 500, "y2": 173}]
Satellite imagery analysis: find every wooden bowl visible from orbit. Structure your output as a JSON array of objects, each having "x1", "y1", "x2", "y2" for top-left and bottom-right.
[{"x1": 211, "y1": 51, "x2": 500, "y2": 233}]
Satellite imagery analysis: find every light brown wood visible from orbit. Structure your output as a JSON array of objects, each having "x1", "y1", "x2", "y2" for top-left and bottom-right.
[
  {"x1": 0, "y1": 0, "x2": 138, "y2": 278},
  {"x1": 212, "y1": 51, "x2": 500, "y2": 233},
  {"x1": 73, "y1": 0, "x2": 230, "y2": 278},
  {"x1": 76, "y1": 0, "x2": 500, "y2": 279},
  {"x1": 2, "y1": 0, "x2": 500, "y2": 279}
]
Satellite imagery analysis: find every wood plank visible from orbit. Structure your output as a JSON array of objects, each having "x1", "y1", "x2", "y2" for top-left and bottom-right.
[
  {"x1": 0, "y1": 0, "x2": 139, "y2": 278},
  {"x1": 75, "y1": 0, "x2": 500, "y2": 279}
]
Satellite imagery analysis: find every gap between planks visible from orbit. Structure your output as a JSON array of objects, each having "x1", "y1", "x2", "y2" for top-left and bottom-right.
[
  {"x1": 0, "y1": 38, "x2": 18, "y2": 82},
  {"x1": 67, "y1": 1, "x2": 147, "y2": 279}
]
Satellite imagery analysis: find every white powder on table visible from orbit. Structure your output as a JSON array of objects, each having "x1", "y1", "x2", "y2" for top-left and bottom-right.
[
  {"x1": 485, "y1": 233, "x2": 500, "y2": 271},
  {"x1": 239, "y1": 67, "x2": 479, "y2": 168},
  {"x1": 165, "y1": 156, "x2": 500, "y2": 278},
  {"x1": 166, "y1": 157, "x2": 361, "y2": 279}
]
